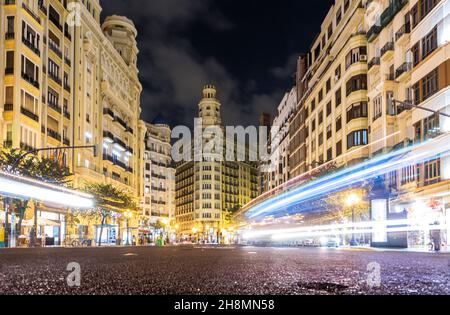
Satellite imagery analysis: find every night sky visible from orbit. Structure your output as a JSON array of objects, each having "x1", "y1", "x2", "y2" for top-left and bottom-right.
[{"x1": 101, "y1": 0, "x2": 335, "y2": 128}]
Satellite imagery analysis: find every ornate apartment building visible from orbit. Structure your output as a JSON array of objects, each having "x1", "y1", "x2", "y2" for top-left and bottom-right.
[
  {"x1": 142, "y1": 120, "x2": 175, "y2": 225},
  {"x1": 175, "y1": 85, "x2": 258, "y2": 242},
  {"x1": 263, "y1": 87, "x2": 297, "y2": 192},
  {"x1": 286, "y1": 0, "x2": 450, "y2": 248},
  {"x1": 1, "y1": 0, "x2": 74, "y2": 165},
  {"x1": 0, "y1": 0, "x2": 145, "y2": 245},
  {"x1": 290, "y1": 0, "x2": 369, "y2": 179},
  {"x1": 366, "y1": 0, "x2": 450, "y2": 248},
  {"x1": 70, "y1": 1, "x2": 144, "y2": 199}
]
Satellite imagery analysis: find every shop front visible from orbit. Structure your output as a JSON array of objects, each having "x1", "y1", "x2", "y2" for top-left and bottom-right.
[
  {"x1": 95, "y1": 224, "x2": 118, "y2": 246},
  {"x1": 391, "y1": 196, "x2": 449, "y2": 250}
]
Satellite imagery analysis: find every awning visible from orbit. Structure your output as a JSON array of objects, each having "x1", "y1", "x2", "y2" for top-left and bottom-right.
[
  {"x1": 0, "y1": 170, "x2": 94, "y2": 209},
  {"x1": 22, "y1": 218, "x2": 60, "y2": 227}
]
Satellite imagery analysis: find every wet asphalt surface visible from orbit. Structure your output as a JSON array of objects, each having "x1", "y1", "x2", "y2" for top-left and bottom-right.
[{"x1": 0, "y1": 246, "x2": 449, "y2": 295}]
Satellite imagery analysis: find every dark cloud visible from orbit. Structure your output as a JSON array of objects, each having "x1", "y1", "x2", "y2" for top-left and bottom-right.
[{"x1": 101, "y1": 0, "x2": 334, "y2": 128}]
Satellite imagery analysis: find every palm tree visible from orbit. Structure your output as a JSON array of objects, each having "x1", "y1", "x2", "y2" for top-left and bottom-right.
[{"x1": 82, "y1": 183, "x2": 137, "y2": 246}]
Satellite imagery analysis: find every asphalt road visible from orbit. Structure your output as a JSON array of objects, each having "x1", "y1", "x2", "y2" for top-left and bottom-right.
[{"x1": 0, "y1": 246, "x2": 449, "y2": 295}]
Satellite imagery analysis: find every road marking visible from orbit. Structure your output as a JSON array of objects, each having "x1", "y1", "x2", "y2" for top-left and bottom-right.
[
  {"x1": 248, "y1": 252, "x2": 257, "y2": 254},
  {"x1": 123, "y1": 253, "x2": 138, "y2": 256}
]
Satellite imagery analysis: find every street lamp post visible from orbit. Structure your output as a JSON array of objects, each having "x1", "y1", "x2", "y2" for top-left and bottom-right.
[{"x1": 124, "y1": 211, "x2": 132, "y2": 246}]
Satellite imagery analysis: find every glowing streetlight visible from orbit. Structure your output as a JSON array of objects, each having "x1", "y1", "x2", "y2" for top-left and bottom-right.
[{"x1": 346, "y1": 193, "x2": 361, "y2": 207}]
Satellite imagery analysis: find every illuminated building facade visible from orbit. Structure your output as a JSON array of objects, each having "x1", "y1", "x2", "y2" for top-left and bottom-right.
[
  {"x1": 142, "y1": 120, "x2": 175, "y2": 227},
  {"x1": 265, "y1": 87, "x2": 297, "y2": 191},
  {"x1": 175, "y1": 85, "x2": 258, "y2": 242},
  {"x1": 0, "y1": 0, "x2": 145, "y2": 246},
  {"x1": 366, "y1": 0, "x2": 450, "y2": 249},
  {"x1": 290, "y1": 0, "x2": 369, "y2": 179}
]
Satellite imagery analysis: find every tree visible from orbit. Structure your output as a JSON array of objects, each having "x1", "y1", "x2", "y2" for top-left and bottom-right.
[
  {"x1": 0, "y1": 148, "x2": 71, "y2": 245},
  {"x1": 82, "y1": 183, "x2": 137, "y2": 246}
]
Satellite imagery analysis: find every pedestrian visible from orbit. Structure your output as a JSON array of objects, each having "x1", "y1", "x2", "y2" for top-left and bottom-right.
[
  {"x1": 29, "y1": 226, "x2": 35, "y2": 248},
  {"x1": 429, "y1": 237, "x2": 435, "y2": 252},
  {"x1": 132, "y1": 235, "x2": 136, "y2": 246}
]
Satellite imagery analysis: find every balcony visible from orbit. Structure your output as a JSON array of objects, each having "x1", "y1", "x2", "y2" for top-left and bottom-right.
[
  {"x1": 103, "y1": 131, "x2": 115, "y2": 142},
  {"x1": 20, "y1": 107, "x2": 39, "y2": 122},
  {"x1": 64, "y1": 57, "x2": 71, "y2": 66},
  {"x1": 5, "y1": 32, "x2": 14, "y2": 40},
  {"x1": 367, "y1": 0, "x2": 408, "y2": 43},
  {"x1": 63, "y1": 137, "x2": 70, "y2": 146},
  {"x1": 103, "y1": 108, "x2": 115, "y2": 119},
  {"x1": 47, "y1": 128, "x2": 62, "y2": 141},
  {"x1": 64, "y1": 84, "x2": 71, "y2": 93},
  {"x1": 63, "y1": 109, "x2": 71, "y2": 119},
  {"x1": 385, "y1": 73, "x2": 395, "y2": 82},
  {"x1": 21, "y1": 73, "x2": 39, "y2": 89},
  {"x1": 4, "y1": 104, "x2": 13, "y2": 111},
  {"x1": 126, "y1": 126, "x2": 134, "y2": 135},
  {"x1": 20, "y1": 142, "x2": 35, "y2": 152},
  {"x1": 39, "y1": 3, "x2": 47, "y2": 15},
  {"x1": 395, "y1": 23, "x2": 410, "y2": 44},
  {"x1": 395, "y1": 62, "x2": 412, "y2": 81},
  {"x1": 48, "y1": 41, "x2": 62, "y2": 58},
  {"x1": 48, "y1": 72, "x2": 62, "y2": 85},
  {"x1": 64, "y1": 29, "x2": 72, "y2": 41},
  {"x1": 114, "y1": 137, "x2": 127, "y2": 149},
  {"x1": 380, "y1": 42, "x2": 394, "y2": 60},
  {"x1": 48, "y1": 100, "x2": 62, "y2": 112},
  {"x1": 22, "y1": 3, "x2": 41, "y2": 24},
  {"x1": 49, "y1": 15, "x2": 62, "y2": 31},
  {"x1": 368, "y1": 57, "x2": 380, "y2": 70},
  {"x1": 114, "y1": 116, "x2": 127, "y2": 130},
  {"x1": 22, "y1": 37, "x2": 41, "y2": 56},
  {"x1": 103, "y1": 154, "x2": 114, "y2": 163}
]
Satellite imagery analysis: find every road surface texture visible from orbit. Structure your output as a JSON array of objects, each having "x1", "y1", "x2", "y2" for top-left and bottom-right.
[{"x1": 0, "y1": 246, "x2": 449, "y2": 295}]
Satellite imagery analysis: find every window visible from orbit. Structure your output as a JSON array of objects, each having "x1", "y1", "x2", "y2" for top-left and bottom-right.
[
  {"x1": 336, "y1": 8, "x2": 342, "y2": 25},
  {"x1": 346, "y1": 74, "x2": 367, "y2": 96},
  {"x1": 327, "y1": 148, "x2": 333, "y2": 161},
  {"x1": 318, "y1": 90, "x2": 323, "y2": 103},
  {"x1": 412, "y1": 42, "x2": 420, "y2": 67},
  {"x1": 311, "y1": 119, "x2": 316, "y2": 132},
  {"x1": 326, "y1": 78, "x2": 331, "y2": 93},
  {"x1": 336, "y1": 116, "x2": 342, "y2": 132},
  {"x1": 6, "y1": 51, "x2": 14, "y2": 73},
  {"x1": 318, "y1": 111, "x2": 323, "y2": 125},
  {"x1": 319, "y1": 132, "x2": 324, "y2": 146},
  {"x1": 424, "y1": 158, "x2": 441, "y2": 186},
  {"x1": 347, "y1": 129, "x2": 368, "y2": 149},
  {"x1": 5, "y1": 87, "x2": 13, "y2": 106},
  {"x1": 328, "y1": 23, "x2": 333, "y2": 39},
  {"x1": 422, "y1": 27, "x2": 437, "y2": 60},
  {"x1": 424, "y1": 113, "x2": 440, "y2": 139},
  {"x1": 335, "y1": 65, "x2": 341, "y2": 81},
  {"x1": 311, "y1": 100, "x2": 316, "y2": 112},
  {"x1": 344, "y1": 0, "x2": 350, "y2": 12},
  {"x1": 327, "y1": 125, "x2": 332, "y2": 139},
  {"x1": 335, "y1": 88, "x2": 342, "y2": 107},
  {"x1": 7, "y1": 16, "x2": 14, "y2": 34},
  {"x1": 422, "y1": 68, "x2": 438, "y2": 101},
  {"x1": 326, "y1": 102, "x2": 332, "y2": 117},
  {"x1": 347, "y1": 102, "x2": 368, "y2": 122},
  {"x1": 346, "y1": 46, "x2": 367, "y2": 69},
  {"x1": 373, "y1": 95, "x2": 383, "y2": 121},
  {"x1": 336, "y1": 141, "x2": 342, "y2": 157}
]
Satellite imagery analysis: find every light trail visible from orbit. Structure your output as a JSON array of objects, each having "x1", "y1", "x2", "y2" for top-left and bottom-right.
[
  {"x1": 246, "y1": 134, "x2": 450, "y2": 219},
  {"x1": 237, "y1": 131, "x2": 401, "y2": 216},
  {"x1": 271, "y1": 224, "x2": 448, "y2": 241},
  {"x1": 242, "y1": 216, "x2": 445, "y2": 240}
]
